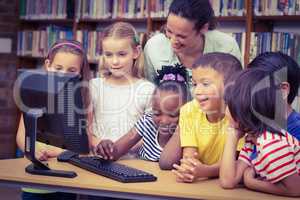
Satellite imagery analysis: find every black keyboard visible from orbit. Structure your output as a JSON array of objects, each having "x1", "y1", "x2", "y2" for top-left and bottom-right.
[{"x1": 57, "y1": 151, "x2": 157, "y2": 183}]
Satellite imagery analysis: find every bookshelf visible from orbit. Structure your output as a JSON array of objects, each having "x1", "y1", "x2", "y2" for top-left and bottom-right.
[
  {"x1": 17, "y1": 0, "x2": 300, "y2": 71},
  {"x1": 250, "y1": 0, "x2": 300, "y2": 64}
]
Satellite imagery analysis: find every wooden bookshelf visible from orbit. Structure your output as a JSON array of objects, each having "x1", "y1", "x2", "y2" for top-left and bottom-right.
[
  {"x1": 244, "y1": 0, "x2": 253, "y2": 66},
  {"x1": 254, "y1": 15, "x2": 300, "y2": 21},
  {"x1": 17, "y1": 0, "x2": 300, "y2": 70},
  {"x1": 152, "y1": 16, "x2": 248, "y2": 22},
  {"x1": 77, "y1": 18, "x2": 149, "y2": 31},
  {"x1": 78, "y1": 18, "x2": 148, "y2": 23},
  {"x1": 17, "y1": 55, "x2": 43, "y2": 69},
  {"x1": 19, "y1": 19, "x2": 74, "y2": 24}
]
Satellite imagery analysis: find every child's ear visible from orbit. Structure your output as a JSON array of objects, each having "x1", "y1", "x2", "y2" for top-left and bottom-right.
[
  {"x1": 133, "y1": 45, "x2": 141, "y2": 59},
  {"x1": 44, "y1": 59, "x2": 51, "y2": 70},
  {"x1": 280, "y1": 82, "x2": 290, "y2": 100}
]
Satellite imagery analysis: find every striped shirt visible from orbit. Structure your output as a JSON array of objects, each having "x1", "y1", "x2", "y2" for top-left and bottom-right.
[
  {"x1": 239, "y1": 130, "x2": 300, "y2": 183},
  {"x1": 134, "y1": 114, "x2": 162, "y2": 162}
]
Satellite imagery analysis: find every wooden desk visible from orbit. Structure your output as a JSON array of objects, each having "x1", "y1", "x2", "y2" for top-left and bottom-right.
[{"x1": 0, "y1": 158, "x2": 296, "y2": 200}]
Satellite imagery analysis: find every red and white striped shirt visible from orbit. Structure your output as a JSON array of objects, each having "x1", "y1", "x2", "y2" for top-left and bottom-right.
[{"x1": 239, "y1": 130, "x2": 300, "y2": 183}]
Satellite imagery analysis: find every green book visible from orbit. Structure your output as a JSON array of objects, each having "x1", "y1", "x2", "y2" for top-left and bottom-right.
[{"x1": 19, "y1": 0, "x2": 27, "y2": 18}]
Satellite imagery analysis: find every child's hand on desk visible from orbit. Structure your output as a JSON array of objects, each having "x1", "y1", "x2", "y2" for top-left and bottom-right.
[
  {"x1": 36, "y1": 146, "x2": 64, "y2": 161},
  {"x1": 172, "y1": 153, "x2": 204, "y2": 183},
  {"x1": 96, "y1": 139, "x2": 115, "y2": 160}
]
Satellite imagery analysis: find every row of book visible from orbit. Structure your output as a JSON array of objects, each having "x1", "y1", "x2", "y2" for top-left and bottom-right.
[
  {"x1": 227, "y1": 32, "x2": 246, "y2": 61},
  {"x1": 249, "y1": 32, "x2": 300, "y2": 64},
  {"x1": 76, "y1": 29, "x2": 147, "y2": 61},
  {"x1": 150, "y1": 0, "x2": 246, "y2": 17},
  {"x1": 253, "y1": 0, "x2": 300, "y2": 16},
  {"x1": 17, "y1": 25, "x2": 148, "y2": 62},
  {"x1": 17, "y1": 27, "x2": 300, "y2": 67},
  {"x1": 19, "y1": 0, "x2": 300, "y2": 21},
  {"x1": 210, "y1": 0, "x2": 246, "y2": 16},
  {"x1": 17, "y1": 26, "x2": 245, "y2": 64},
  {"x1": 17, "y1": 26, "x2": 73, "y2": 57},
  {"x1": 19, "y1": 0, "x2": 75, "y2": 19},
  {"x1": 77, "y1": 0, "x2": 149, "y2": 19}
]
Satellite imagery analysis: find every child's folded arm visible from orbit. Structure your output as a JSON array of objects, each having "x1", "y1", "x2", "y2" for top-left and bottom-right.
[
  {"x1": 220, "y1": 130, "x2": 248, "y2": 189},
  {"x1": 244, "y1": 168, "x2": 300, "y2": 197},
  {"x1": 172, "y1": 154, "x2": 220, "y2": 182},
  {"x1": 183, "y1": 148, "x2": 220, "y2": 178}
]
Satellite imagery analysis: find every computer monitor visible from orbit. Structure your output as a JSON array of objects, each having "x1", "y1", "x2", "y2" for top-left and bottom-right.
[{"x1": 15, "y1": 69, "x2": 89, "y2": 177}]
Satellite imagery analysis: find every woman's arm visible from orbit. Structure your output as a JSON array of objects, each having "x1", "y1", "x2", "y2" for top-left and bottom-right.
[
  {"x1": 244, "y1": 168, "x2": 300, "y2": 197},
  {"x1": 220, "y1": 129, "x2": 248, "y2": 189},
  {"x1": 159, "y1": 128, "x2": 182, "y2": 170}
]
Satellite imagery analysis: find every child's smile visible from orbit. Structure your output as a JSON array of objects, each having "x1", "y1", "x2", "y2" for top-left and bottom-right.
[
  {"x1": 152, "y1": 90, "x2": 183, "y2": 136},
  {"x1": 192, "y1": 67, "x2": 226, "y2": 121}
]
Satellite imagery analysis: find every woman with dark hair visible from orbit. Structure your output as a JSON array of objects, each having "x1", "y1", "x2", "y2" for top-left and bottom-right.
[{"x1": 144, "y1": 0, "x2": 242, "y2": 83}]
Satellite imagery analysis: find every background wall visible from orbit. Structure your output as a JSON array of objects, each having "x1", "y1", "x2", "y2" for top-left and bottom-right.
[{"x1": 0, "y1": 0, "x2": 18, "y2": 159}]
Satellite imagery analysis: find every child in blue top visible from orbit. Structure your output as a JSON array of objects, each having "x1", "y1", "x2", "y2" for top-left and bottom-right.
[
  {"x1": 96, "y1": 65, "x2": 190, "y2": 163},
  {"x1": 248, "y1": 52, "x2": 300, "y2": 140}
]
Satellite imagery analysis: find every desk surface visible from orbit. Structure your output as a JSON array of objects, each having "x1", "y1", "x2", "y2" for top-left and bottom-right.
[{"x1": 0, "y1": 158, "x2": 296, "y2": 200}]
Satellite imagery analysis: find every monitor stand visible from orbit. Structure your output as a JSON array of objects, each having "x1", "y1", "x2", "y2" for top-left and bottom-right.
[{"x1": 24, "y1": 109, "x2": 77, "y2": 178}]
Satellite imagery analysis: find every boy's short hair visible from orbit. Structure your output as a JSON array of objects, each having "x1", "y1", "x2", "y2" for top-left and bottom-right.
[
  {"x1": 225, "y1": 68, "x2": 287, "y2": 134},
  {"x1": 192, "y1": 52, "x2": 243, "y2": 86},
  {"x1": 248, "y1": 52, "x2": 300, "y2": 104}
]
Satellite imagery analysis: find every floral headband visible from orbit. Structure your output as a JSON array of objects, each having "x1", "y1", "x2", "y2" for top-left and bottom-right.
[{"x1": 162, "y1": 73, "x2": 185, "y2": 82}]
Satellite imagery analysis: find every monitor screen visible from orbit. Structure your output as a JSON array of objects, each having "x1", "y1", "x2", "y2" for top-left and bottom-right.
[{"x1": 16, "y1": 69, "x2": 89, "y2": 154}]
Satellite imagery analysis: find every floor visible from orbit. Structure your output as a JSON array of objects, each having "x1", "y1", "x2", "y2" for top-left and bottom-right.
[{"x1": 0, "y1": 186, "x2": 21, "y2": 200}]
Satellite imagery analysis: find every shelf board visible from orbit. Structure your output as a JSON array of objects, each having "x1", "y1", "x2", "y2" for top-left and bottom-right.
[
  {"x1": 78, "y1": 18, "x2": 147, "y2": 24},
  {"x1": 19, "y1": 18, "x2": 74, "y2": 25},
  {"x1": 151, "y1": 16, "x2": 247, "y2": 22},
  {"x1": 18, "y1": 56, "x2": 45, "y2": 62},
  {"x1": 253, "y1": 15, "x2": 300, "y2": 21},
  {"x1": 88, "y1": 59, "x2": 98, "y2": 64},
  {"x1": 216, "y1": 16, "x2": 247, "y2": 21},
  {"x1": 18, "y1": 56, "x2": 99, "y2": 66},
  {"x1": 18, "y1": 55, "x2": 44, "y2": 59},
  {"x1": 150, "y1": 17, "x2": 166, "y2": 22}
]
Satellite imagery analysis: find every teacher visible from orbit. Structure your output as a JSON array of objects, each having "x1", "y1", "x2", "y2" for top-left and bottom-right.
[{"x1": 144, "y1": 0, "x2": 242, "y2": 82}]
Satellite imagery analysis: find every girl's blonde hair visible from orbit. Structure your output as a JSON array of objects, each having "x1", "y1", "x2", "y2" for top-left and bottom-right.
[{"x1": 99, "y1": 22, "x2": 145, "y2": 79}]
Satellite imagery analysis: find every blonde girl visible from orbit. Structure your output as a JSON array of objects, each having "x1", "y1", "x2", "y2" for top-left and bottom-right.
[{"x1": 89, "y1": 22, "x2": 155, "y2": 152}]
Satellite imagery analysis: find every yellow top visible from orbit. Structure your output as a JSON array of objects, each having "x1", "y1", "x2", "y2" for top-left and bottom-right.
[{"x1": 179, "y1": 100, "x2": 243, "y2": 165}]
